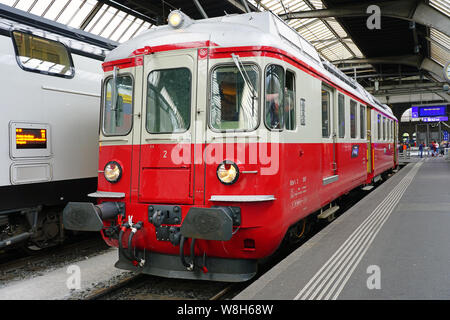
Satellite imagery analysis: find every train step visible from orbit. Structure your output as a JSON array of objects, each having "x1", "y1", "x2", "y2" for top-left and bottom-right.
[
  {"x1": 373, "y1": 175, "x2": 382, "y2": 183},
  {"x1": 318, "y1": 206, "x2": 340, "y2": 221},
  {"x1": 361, "y1": 185, "x2": 374, "y2": 191}
]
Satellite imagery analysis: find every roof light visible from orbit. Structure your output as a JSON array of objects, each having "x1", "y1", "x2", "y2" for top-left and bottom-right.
[
  {"x1": 168, "y1": 10, "x2": 193, "y2": 29},
  {"x1": 168, "y1": 10, "x2": 184, "y2": 28}
]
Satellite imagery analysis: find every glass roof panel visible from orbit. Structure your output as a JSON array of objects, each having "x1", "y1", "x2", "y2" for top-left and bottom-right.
[
  {"x1": 42, "y1": 0, "x2": 70, "y2": 21},
  {"x1": 28, "y1": 0, "x2": 53, "y2": 16}
]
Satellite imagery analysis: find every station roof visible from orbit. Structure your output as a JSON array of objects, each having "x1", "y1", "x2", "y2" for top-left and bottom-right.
[{"x1": 1, "y1": 0, "x2": 449, "y2": 110}]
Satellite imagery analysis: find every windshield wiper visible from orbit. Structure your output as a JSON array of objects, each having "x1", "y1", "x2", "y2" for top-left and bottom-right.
[{"x1": 231, "y1": 53, "x2": 257, "y2": 116}]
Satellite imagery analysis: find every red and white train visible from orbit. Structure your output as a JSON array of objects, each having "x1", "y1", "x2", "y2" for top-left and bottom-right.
[{"x1": 64, "y1": 10, "x2": 399, "y2": 282}]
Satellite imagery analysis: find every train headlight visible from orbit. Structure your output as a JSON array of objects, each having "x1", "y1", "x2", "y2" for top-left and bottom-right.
[
  {"x1": 217, "y1": 161, "x2": 239, "y2": 185},
  {"x1": 104, "y1": 161, "x2": 122, "y2": 183},
  {"x1": 168, "y1": 10, "x2": 184, "y2": 28}
]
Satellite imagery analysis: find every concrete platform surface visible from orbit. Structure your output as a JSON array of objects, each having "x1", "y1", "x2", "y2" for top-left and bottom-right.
[
  {"x1": 0, "y1": 248, "x2": 127, "y2": 300},
  {"x1": 235, "y1": 158, "x2": 450, "y2": 300}
]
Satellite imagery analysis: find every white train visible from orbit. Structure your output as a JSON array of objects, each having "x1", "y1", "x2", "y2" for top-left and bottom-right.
[{"x1": 0, "y1": 4, "x2": 116, "y2": 251}]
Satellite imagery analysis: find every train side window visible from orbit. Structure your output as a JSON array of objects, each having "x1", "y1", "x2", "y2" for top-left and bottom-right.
[
  {"x1": 387, "y1": 119, "x2": 390, "y2": 140},
  {"x1": 360, "y1": 105, "x2": 366, "y2": 139},
  {"x1": 350, "y1": 100, "x2": 357, "y2": 138},
  {"x1": 103, "y1": 75, "x2": 133, "y2": 136},
  {"x1": 321, "y1": 88, "x2": 331, "y2": 138},
  {"x1": 391, "y1": 120, "x2": 394, "y2": 140},
  {"x1": 338, "y1": 94, "x2": 345, "y2": 138},
  {"x1": 12, "y1": 31, "x2": 74, "y2": 78},
  {"x1": 383, "y1": 117, "x2": 386, "y2": 140},
  {"x1": 265, "y1": 64, "x2": 285, "y2": 130},
  {"x1": 147, "y1": 68, "x2": 191, "y2": 133},
  {"x1": 210, "y1": 64, "x2": 259, "y2": 131},
  {"x1": 377, "y1": 114, "x2": 381, "y2": 140},
  {"x1": 284, "y1": 70, "x2": 296, "y2": 131}
]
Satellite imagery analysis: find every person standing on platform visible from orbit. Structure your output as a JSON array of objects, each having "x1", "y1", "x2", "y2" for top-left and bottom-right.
[{"x1": 419, "y1": 142, "x2": 424, "y2": 158}]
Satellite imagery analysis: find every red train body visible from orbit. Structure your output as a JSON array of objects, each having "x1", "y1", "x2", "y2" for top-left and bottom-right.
[{"x1": 63, "y1": 11, "x2": 399, "y2": 282}]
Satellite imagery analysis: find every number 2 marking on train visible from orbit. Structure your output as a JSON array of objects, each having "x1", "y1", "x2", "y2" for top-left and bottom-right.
[{"x1": 163, "y1": 150, "x2": 167, "y2": 158}]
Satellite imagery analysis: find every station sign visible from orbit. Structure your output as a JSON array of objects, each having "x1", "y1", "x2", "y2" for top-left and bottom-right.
[
  {"x1": 411, "y1": 105, "x2": 447, "y2": 118},
  {"x1": 421, "y1": 116, "x2": 448, "y2": 122}
]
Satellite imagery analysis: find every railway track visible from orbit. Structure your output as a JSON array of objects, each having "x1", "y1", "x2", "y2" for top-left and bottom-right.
[{"x1": 85, "y1": 273, "x2": 240, "y2": 300}]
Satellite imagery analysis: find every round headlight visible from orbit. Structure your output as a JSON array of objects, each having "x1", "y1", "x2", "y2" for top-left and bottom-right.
[
  {"x1": 104, "y1": 161, "x2": 122, "y2": 183},
  {"x1": 217, "y1": 161, "x2": 239, "y2": 185},
  {"x1": 168, "y1": 10, "x2": 183, "y2": 28}
]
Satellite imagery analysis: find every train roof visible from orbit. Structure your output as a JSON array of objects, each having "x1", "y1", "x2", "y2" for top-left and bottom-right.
[
  {"x1": 0, "y1": 3, "x2": 118, "y2": 60},
  {"x1": 105, "y1": 10, "x2": 395, "y2": 119}
]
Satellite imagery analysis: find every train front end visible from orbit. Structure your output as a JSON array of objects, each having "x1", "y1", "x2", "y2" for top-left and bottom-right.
[{"x1": 63, "y1": 12, "x2": 287, "y2": 282}]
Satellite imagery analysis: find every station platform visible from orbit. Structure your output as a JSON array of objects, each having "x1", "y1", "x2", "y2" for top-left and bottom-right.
[{"x1": 235, "y1": 157, "x2": 450, "y2": 300}]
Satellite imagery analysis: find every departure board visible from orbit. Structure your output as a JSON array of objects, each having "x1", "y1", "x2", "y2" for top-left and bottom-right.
[{"x1": 16, "y1": 128, "x2": 47, "y2": 149}]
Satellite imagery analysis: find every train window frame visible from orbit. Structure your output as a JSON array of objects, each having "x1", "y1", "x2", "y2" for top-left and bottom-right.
[
  {"x1": 101, "y1": 73, "x2": 134, "y2": 137},
  {"x1": 338, "y1": 94, "x2": 345, "y2": 138},
  {"x1": 350, "y1": 100, "x2": 357, "y2": 139},
  {"x1": 383, "y1": 116, "x2": 386, "y2": 140},
  {"x1": 360, "y1": 105, "x2": 366, "y2": 139},
  {"x1": 146, "y1": 67, "x2": 192, "y2": 134},
  {"x1": 321, "y1": 86, "x2": 332, "y2": 138},
  {"x1": 265, "y1": 64, "x2": 285, "y2": 132},
  {"x1": 11, "y1": 30, "x2": 75, "y2": 79},
  {"x1": 284, "y1": 69, "x2": 296, "y2": 131},
  {"x1": 208, "y1": 62, "x2": 261, "y2": 133}
]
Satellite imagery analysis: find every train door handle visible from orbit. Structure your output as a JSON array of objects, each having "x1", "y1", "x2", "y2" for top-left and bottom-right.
[{"x1": 299, "y1": 149, "x2": 304, "y2": 157}]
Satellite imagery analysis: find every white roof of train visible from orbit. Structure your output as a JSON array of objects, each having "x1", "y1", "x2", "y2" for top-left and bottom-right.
[{"x1": 106, "y1": 11, "x2": 395, "y2": 119}]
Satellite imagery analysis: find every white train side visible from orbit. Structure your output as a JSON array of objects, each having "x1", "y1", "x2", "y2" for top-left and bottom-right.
[{"x1": 0, "y1": 4, "x2": 116, "y2": 251}]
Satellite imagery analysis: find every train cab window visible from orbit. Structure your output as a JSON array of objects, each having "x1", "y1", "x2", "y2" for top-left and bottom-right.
[
  {"x1": 284, "y1": 70, "x2": 296, "y2": 130},
  {"x1": 265, "y1": 65, "x2": 285, "y2": 130},
  {"x1": 210, "y1": 64, "x2": 259, "y2": 131},
  {"x1": 321, "y1": 88, "x2": 331, "y2": 138},
  {"x1": 147, "y1": 68, "x2": 191, "y2": 133},
  {"x1": 360, "y1": 105, "x2": 366, "y2": 139},
  {"x1": 338, "y1": 94, "x2": 345, "y2": 138},
  {"x1": 103, "y1": 75, "x2": 133, "y2": 136},
  {"x1": 12, "y1": 31, "x2": 74, "y2": 78},
  {"x1": 350, "y1": 100, "x2": 357, "y2": 138},
  {"x1": 377, "y1": 114, "x2": 381, "y2": 140}
]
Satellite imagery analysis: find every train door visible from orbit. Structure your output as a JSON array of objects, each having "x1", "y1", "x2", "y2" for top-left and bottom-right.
[
  {"x1": 137, "y1": 52, "x2": 197, "y2": 204},
  {"x1": 366, "y1": 107, "x2": 373, "y2": 173},
  {"x1": 321, "y1": 85, "x2": 338, "y2": 185}
]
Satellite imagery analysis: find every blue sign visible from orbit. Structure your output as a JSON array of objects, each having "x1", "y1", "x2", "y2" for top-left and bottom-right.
[
  {"x1": 422, "y1": 116, "x2": 448, "y2": 122},
  {"x1": 419, "y1": 106, "x2": 446, "y2": 117},
  {"x1": 412, "y1": 105, "x2": 447, "y2": 118},
  {"x1": 444, "y1": 131, "x2": 449, "y2": 141}
]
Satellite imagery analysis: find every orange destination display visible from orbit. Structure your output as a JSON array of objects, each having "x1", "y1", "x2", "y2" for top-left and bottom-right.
[{"x1": 16, "y1": 128, "x2": 47, "y2": 149}]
